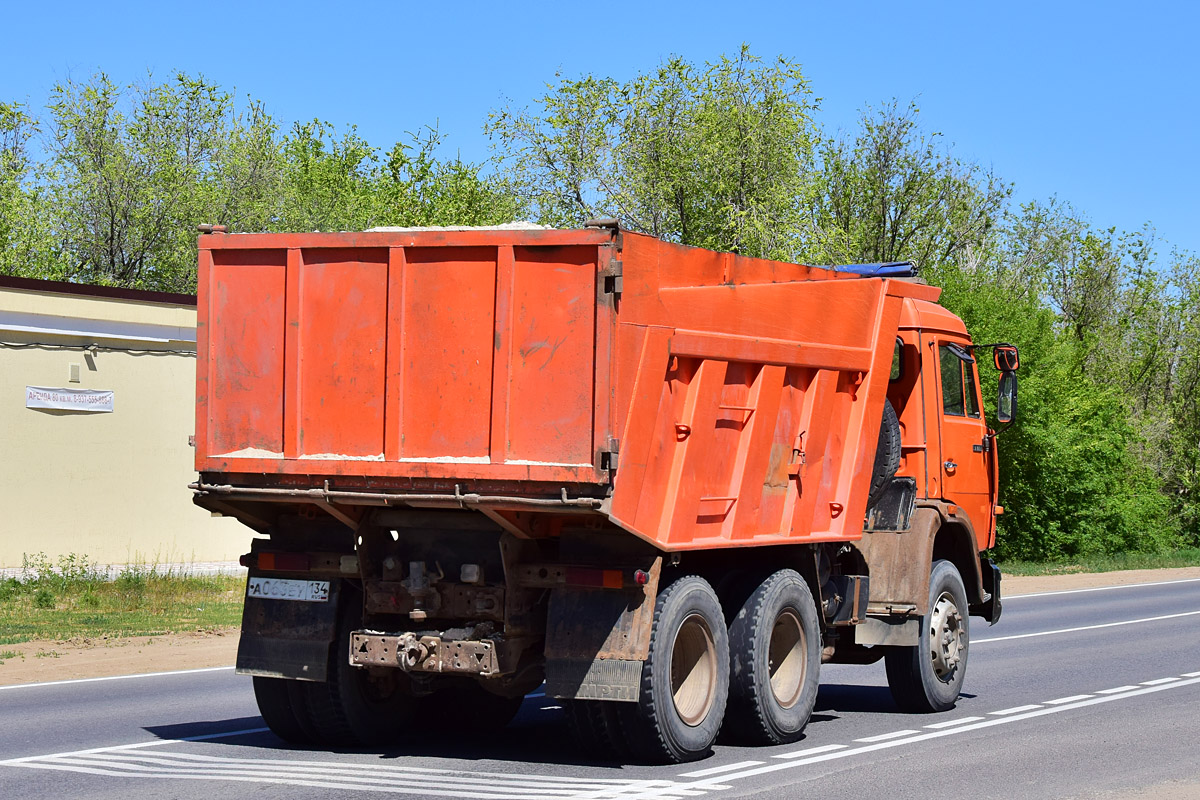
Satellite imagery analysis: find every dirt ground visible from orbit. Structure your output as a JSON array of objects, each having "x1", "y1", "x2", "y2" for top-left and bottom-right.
[{"x1": 1, "y1": 567, "x2": 1197, "y2": 687}]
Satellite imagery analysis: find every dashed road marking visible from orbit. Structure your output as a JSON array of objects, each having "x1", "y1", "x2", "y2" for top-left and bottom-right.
[
  {"x1": 989, "y1": 704, "x2": 1042, "y2": 715},
  {"x1": 772, "y1": 744, "x2": 848, "y2": 760},
  {"x1": 5, "y1": 671, "x2": 1197, "y2": 799},
  {"x1": 924, "y1": 716, "x2": 984, "y2": 729},
  {"x1": 679, "y1": 675, "x2": 1200, "y2": 791},
  {"x1": 854, "y1": 730, "x2": 919, "y2": 743},
  {"x1": 679, "y1": 761, "x2": 764, "y2": 778}
]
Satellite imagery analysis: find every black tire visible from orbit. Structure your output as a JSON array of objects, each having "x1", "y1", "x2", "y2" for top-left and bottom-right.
[
  {"x1": 869, "y1": 399, "x2": 902, "y2": 505},
  {"x1": 724, "y1": 569, "x2": 821, "y2": 744},
  {"x1": 885, "y1": 560, "x2": 969, "y2": 713},
  {"x1": 252, "y1": 676, "x2": 314, "y2": 744},
  {"x1": 618, "y1": 576, "x2": 730, "y2": 764},
  {"x1": 562, "y1": 698, "x2": 632, "y2": 761},
  {"x1": 300, "y1": 592, "x2": 419, "y2": 747},
  {"x1": 418, "y1": 679, "x2": 526, "y2": 735}
]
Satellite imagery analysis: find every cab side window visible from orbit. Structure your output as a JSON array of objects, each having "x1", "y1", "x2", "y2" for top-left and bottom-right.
[
  {"x1": 963, "y1": 359, "x2": 981, "y2": 419},
  {"x1": 939, "y1": 345, "x2": 966, "y2": 417}
]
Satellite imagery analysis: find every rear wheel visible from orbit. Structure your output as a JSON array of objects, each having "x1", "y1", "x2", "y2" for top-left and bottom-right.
[
  {"x1": 618, "y1": 576, "x2": 729, "y2": 764},
  {"x1": 563, "y1": 698, "x2": 631, "y2": 761},
  {"x1": 724, "y1": 569, "x2": 821, "y2": 744},
  {"x1": 418, "y1": 679, "x2": 526, "y2": 734},
  {"x1": 885, "y1": 560, "x2": 969, "y2": 712},
  {"x1": 252, "y1": 676, "x2": 314, "y2": 744},
  {"x1": 301, "y1": 591, "x2": 419, "y2": 746}
]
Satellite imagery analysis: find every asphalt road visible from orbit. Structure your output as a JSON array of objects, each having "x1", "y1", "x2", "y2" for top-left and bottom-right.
[{"x1": 2, "y1": 577, "x2": 1198, "y2": 800}]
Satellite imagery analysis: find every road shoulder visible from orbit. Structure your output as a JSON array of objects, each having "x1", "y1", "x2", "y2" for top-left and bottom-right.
[{"x1": 2, "y1": 566, "x2": 1198, "y2": 687}]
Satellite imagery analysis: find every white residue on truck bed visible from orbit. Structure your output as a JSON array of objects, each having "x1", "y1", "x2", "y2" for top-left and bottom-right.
[
  {"x1": 504, "y1": 459, "x2": 593, "y2": 467},
  {"x1": 299, "y1": 453, "x2": 386, "y2": 461},
  {"x1": 213, "y1": 447, "x2": 284, "y2": 459},
  {"x1": 396, "y1": 455, "x2": 492, "y2": 464}
]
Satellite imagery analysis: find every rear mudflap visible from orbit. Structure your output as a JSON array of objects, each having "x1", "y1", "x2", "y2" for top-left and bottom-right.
[{"x1": 235, "y1": 574, "x2": 340, "y2": 681}]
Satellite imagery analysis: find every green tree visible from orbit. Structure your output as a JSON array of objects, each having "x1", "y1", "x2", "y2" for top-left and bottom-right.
[
  {"x1": 809, "y1": 100, "x2": 1010, "y2": 271},
  {"x1": 488, "y1": 47, "x2": 821, "y2": 260}
]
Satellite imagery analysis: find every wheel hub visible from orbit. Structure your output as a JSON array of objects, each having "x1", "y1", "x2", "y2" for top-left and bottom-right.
[
  {"x1": 671, "y1": 613, "x2": 717, "y2": 727},
  {"x1": 767, "y1": 609, "x2": 807, "y2": 709},
  {"x1": 928, "y1": 591, "x2": 965, "y2": 682}
]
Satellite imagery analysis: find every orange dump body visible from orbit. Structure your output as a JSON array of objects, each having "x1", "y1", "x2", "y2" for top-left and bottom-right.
[{"x1": 195, "y1": 227, "x2": 941, "y2": 551}]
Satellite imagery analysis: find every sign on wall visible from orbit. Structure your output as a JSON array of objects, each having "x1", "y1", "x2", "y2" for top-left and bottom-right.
[{"x1": 26, "y1": 386, "x2": 115, "y2": 413}]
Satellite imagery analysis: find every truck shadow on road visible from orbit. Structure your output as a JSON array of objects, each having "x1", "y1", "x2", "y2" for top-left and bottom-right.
[{"x1": 142, "y1": 686, "x2": 976, "y2": 769}]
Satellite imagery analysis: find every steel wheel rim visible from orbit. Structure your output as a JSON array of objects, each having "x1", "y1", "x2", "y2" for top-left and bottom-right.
[
  {"x1": 928, "y1": 591, "x2": 965, "y2": 682},
  {"x1": 671, "y1": 612, "x2": 717, "y2": 726},
  {"x1": 768, "y1": 608, "x2": 807, "y2": 709}
]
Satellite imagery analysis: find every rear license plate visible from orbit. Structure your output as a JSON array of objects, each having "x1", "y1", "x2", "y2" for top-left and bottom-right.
[{"x1": 247, "y1": 577, "x2": 330, "y2": 603}]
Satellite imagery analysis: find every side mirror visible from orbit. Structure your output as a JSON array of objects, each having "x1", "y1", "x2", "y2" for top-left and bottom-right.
[
  {"x1": 997, "y1": 371, "x2": 1018, "y2": 424},
  {"x1": 994, "y1": 345, "x2": 1019, "y2": 372}
]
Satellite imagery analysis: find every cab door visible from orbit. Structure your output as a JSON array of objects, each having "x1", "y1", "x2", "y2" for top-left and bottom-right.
[{"x1": 935, "y1": 338, "x2": 995, "y2": 547}]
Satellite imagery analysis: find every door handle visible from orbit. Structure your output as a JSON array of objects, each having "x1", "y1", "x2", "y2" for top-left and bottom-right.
[{"x1": 944, "y1": 460, "x2": 957, "y2": 472}]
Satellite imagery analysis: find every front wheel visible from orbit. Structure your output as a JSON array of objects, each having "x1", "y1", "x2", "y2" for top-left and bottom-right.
[
  {"x1": 619, "y1": 575, "x2": 730, "y2": 764},
  {"x1": 885, "y1": 559, "x2": 969, "y2": 712}
]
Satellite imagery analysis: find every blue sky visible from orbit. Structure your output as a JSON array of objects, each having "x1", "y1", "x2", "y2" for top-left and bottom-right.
[{"x1": 4, "y1": 1, "x2": 1197, "y2": 256}]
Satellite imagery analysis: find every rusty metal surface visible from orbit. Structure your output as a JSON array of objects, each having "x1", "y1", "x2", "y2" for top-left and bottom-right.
[
  {"x1": 855, "y1": 507, "x2": 940, "y2": 616},
  {"x1": 363, "y1": 580, "x2": 505, "y2": 621},
  {"x1": 350, "y1": 632, "x2": 499, "y2": 676},
  {"x1": 235, "y1": 575, "x2": 339, "y2": 681},
  {"x1": 544, "y1": 556, "x2": 661, "y2": 662}
]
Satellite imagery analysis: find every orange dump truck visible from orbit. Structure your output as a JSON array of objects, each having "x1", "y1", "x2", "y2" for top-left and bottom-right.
[{"x1": 192, "y1": 221, "x2": 1018, "y2": 763}]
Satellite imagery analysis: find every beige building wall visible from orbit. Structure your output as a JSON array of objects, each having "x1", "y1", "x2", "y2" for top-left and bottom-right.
[{"x1": 0, "y1": 279, "x2": 249, "y2": 569}]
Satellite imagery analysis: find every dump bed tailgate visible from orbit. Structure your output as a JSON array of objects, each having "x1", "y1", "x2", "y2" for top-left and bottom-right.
[{"x1": 195, "y1": 229, "x2": 616, "y2": 485}]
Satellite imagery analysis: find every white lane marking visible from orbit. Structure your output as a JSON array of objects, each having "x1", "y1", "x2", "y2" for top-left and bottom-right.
[
  {"x1": 1096, "y1": 686, "x2": 1141, "y2": 694},
  {"x1": 679, "y1": 761, "x2": 764, "y2": 778},
  {"x1": 16, "y1": 761, "x2": 700, "y2": 800},
  {"x1": 923, "y1": 716, "x2": 984, "y2": 729},
  {"x1": 772, "y1": 744, "x2": 848, "y2": 760},
  {"x1": 974, "y1": 610, "x2": 1200, "y2": 643},
  {"x1": 1046, "y1": 694, "x2": 1093, "y2": 705},
  {"x1": 0, "y1": 666, "x2": 234, "y2": 691},
  {"x1": 0, "y1": 727, "x2": 268, "y2": 766},
  {"x1": 1140, "y1": 677, "x2": 1181, "y2": 686},
  {"x1": 989, "y1": 704, "x2": 1042, "y2": 715},
  {"x1": 1006, "y1": 577, "x2": 1200, "y2": 599},
  {"x1": 854, "y1": 729, "x2": 919, "y2": 743},
  {"x1": 4, "y1": 737, "x2": 710, "y2": 800},
  {"x1": 1183, "y1": 671, "x2": 1200, "y2": 678},
  {"x1": 681, "y1": 677, "x2": 1200, "y2": 790}
]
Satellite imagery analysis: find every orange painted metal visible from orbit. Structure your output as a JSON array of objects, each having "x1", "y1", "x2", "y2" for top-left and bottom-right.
[{"x1": 195, "y1": 227, "x2": 946, "y2": 551}]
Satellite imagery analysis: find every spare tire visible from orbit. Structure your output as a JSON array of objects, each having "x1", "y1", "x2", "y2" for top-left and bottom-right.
[{"x1": 868, "y1": 399, "x2": 902, "y2": 506}]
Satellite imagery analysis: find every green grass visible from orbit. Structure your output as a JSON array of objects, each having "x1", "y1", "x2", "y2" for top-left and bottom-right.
[
  {"x1": 0, "y1": 553, "x2": 244, "y2": 646},
  {"x1": 998, "y1": 547, "x2": 1200, "y2": 577}
]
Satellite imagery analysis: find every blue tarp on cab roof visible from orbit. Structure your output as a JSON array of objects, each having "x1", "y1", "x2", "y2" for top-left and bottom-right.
[{"x1": 831, "y1": 261, "x2": 917, "y2": 278}]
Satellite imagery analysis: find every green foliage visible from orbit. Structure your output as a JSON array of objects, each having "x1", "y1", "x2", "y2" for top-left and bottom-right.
[
  {"x1": 999, "y1": 547, "x2": 1200, "y2": 576},
  {"x1": 488, "y1": 46, "x2": 820, "y2": 259},
  {"x1": 807, "y1": 100, "x2": 1010, "y2": 269},
  {"x1": 4, "y1": 54, "x2": 1199, "y2": 563},
  {"x1": 0, "y1": 72, "x2": 519, "y2": 292},
  {"x1": 0, "y1": 554, "x2": 244, "y2": 645}
]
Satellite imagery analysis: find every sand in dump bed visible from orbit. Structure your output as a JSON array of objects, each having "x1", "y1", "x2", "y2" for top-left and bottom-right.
[{"x1": 1, "y1": 568, "x2": 1198, "y2": 687}]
